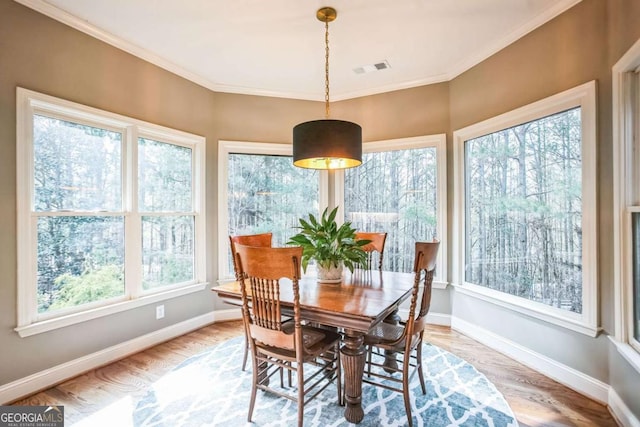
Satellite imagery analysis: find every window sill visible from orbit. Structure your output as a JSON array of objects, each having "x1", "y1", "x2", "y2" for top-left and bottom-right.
[
  {"x1": 452, "y1": 282, "x2": 600, "y2": 337},
  {"x1": 15, "y1": 282, "x2": 208, "y2": 338},
  {"x1": 609, "y1": 336, "x2": 640, "y2": 374},
  {"x1": 433, "y1": 280, "x2": 448, "y2": 290}
]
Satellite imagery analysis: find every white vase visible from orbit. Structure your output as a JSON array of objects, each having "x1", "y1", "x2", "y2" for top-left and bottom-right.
[{"x1": 317, "y1": 262, "x2": 344, "y2": 283}]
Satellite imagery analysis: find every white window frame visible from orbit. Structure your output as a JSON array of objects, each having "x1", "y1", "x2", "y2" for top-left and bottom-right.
[
  {"x1": 613, "y1": 37, "x2": 640, "y2": 372},
  {"x1": 217, "y1": 140, "x2": 329, "y2": 281},
  {"x1": 452, "y1": 81, "x2": 598, "y2": 337},
  {"x1": 16, "y1": 88, "x2": 207, "y2": 337},
  {"x1": 334, "y1": 134, "x2": 448, "y2": 288}
]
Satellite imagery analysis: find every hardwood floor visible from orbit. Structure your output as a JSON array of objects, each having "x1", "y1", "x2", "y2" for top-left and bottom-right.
[{"x1": 13, "y1": 320, "x2": 618, "y2": 426}]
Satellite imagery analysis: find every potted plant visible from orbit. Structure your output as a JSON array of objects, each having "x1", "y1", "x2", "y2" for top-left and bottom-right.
[{"x1": 288, "y1": 206, "x2": 370, "y2": 283}]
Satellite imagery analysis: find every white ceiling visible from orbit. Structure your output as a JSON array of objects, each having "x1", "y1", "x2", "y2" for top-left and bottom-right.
[{"x1": 19, "y1": 0, "x2": 580, "y2": 101}]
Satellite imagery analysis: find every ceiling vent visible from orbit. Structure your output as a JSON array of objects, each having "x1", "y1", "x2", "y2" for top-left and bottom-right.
[{"x1": 353, "y1": 60, "x2": 391, "y2": 75}]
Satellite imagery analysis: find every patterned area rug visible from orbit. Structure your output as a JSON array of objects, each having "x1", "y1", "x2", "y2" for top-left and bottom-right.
[{"x1": 132, "y1": 336, "x2": 518, "y2": 427}]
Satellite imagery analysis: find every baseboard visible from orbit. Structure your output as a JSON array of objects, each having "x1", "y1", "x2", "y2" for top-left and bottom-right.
[
  {"x1": 211, "y1": 307, "x2": 241, "y2": 322},
  {"x1": 0, "y1": 310, "x2": 226, "y2": 404},
  {"x1": 609, "y1": 388, "x2": 640, "y2": 427},
  {"x1": 451, "y1": 316, "x2": 610, "y2": 404},
  {"x1": 426, "y1": 312, "x2": 451, "y2": 326},
  {"x1": 397, "y1": 310, "x2": 451, "y2": 327}
]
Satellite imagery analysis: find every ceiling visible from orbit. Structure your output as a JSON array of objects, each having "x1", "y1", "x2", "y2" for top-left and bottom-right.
[{"x1": 19, "y1": 0, "x2": 580, "y2": 101}]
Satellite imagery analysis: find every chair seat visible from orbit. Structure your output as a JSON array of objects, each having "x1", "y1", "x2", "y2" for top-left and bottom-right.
[
  {"x1": 257, "y1": 325, "x2": 341, "y2": 361},
  {"x1": 364, "y1": 322, "x2": 404, "y2": 345}
]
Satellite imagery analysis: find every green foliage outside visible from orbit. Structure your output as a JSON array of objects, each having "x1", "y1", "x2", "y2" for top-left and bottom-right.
[
  {"x1": 465, "y1": 107, "x2": 583, "y2": 313},
  {"x1": 48, "y1": 265, "x2": 124, "y2": 311},
  {"x1": 34, "y1": 115, "x2": 195, "y2": 313}
]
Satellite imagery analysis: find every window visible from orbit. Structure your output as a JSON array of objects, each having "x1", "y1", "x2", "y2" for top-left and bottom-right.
[
  {"x1": 16, "y1": 88, "x2": 206, "y2": 337},
  {"x1": 453, "y1": 82, "x2": 597, "y2": 336},
  {"x1": 613, "y1": 37, "x2": 640, "y2": 366},
  {"x1": 632, "y1": 213, "x2": 640, "y2": 345},
  {"x1": 218, "y1": 141, "x2": 327, "y2": 279},
  {"x1": 337, "y1": 135, "x2": 447, "y2": 284}
]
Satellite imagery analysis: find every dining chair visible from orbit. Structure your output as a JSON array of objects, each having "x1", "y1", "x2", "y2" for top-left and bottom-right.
[
  {"x1": 362, "y1": 240, "x2": 439, "y2": 427},
  {"x1": 234, "y1": 244, "x2": 343, "y2": 427},
  {"x1": 355, "y1": 231, "x2": 387, "y2": 271},
  {"x1": 229, "y1": 232, "x2": 273, "y2": 371}
]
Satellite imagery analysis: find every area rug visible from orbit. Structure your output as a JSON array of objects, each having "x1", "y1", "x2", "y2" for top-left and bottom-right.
[{"x1": 132, "y1": 336, "x2": 518, "y2": 427}]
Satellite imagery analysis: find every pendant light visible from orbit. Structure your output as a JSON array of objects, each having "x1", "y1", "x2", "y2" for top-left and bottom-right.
[{"x1": 293, "y1": 7, "x2": 362, "y2": 170}]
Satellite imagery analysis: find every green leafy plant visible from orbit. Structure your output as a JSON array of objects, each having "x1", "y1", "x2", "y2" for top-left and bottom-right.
[{"x1": 287, "y1": 206, "x2": 370, "y2": 273}]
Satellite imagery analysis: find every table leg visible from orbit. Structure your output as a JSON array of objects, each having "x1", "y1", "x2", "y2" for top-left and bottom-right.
[
  {"x1": 341, "y1": 330, "x2": 365, "y2": 423},
  {"x1": 382, "y1": 308, "x2": 401, "y2": 373}
]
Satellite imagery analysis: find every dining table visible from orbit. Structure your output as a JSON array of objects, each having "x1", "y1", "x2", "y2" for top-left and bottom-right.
[{"x1": 211, "y1": 268, "x2": 416, "y2": 424}]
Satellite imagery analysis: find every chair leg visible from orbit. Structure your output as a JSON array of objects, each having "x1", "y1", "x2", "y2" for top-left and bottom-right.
[
  {"x1": 242, "y1": 332, "x2": 249, "y2": 371},
  {"x1": 402, "y1": 351, "x2": 413, "y2": 427},
  {"x1": 280, "y1": 364, "x2": 284, "y2": 388},
  {"x1": 366, "y1": 345, "x2": 373, "y2": 377},
  {"x1": 416, "y1": 342, "x2": 426, "y2": 395},
  {"x1": 247, "y1": 351, "x2": 258, "y2": 422},
  {"x1": 297, "y1": 363, "x2": 305, "y2": 427}
]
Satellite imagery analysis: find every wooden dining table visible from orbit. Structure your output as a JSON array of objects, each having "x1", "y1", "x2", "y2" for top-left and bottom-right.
[{"x1": 212, "y1": 269, "x2": 416, "y2": 424}]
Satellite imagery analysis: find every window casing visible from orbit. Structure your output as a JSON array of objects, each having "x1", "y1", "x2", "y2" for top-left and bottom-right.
[
  {"x1": 613, "y1": 37, "x2": 640, "y2": 369},
  {"x1": 453, "y1": 82, "x2": 598, "y2": 336},
  {"x1": 217, "y1": 141, "x2": 328, "y2": 280},
  {"x1": 335, "y1": 135, "x2": 447, "y2": 286},
  {"x1": 16, "y1": 88, "x2": 206, "y2": 337}
]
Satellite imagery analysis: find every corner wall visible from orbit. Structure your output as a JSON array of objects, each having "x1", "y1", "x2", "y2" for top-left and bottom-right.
[{"x1": 448, "y1": 0, "x2": 640, "y2": 420}]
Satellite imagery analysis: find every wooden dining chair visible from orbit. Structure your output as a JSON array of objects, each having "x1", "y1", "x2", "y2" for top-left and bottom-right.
[
  {"x1": 234, "y1": 244, "x2": 342, "y2": 427},
  {"x1": 362, "y1": 240, "x2": 439, "y2": 427},
  {"x1": 355, "y1": 231, "x2": 387, "y2": 271},
  {"x1": 229, "y1": 232, "x2": 273, "y2": 371}
]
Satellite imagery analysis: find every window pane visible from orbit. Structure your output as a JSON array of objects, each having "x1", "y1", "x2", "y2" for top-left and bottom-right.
[
  {"x1": 33, "y1": 115, "x2": 122, "y2": 212},
  {"x1": 227, "y1": 154, "x2": 319, "y2": 271},
  {"x1": 464, "y1": 108, "x2": 582, "y2": 313},
  {"x1": 633, "y1": 213, "x2": 640, "y2": 342},
  {"x1": 138, "y1": 138, "x2": 192, "y2": 212},
  {"x1": 345, "y1": 147, "x2": 438, "y2": 273},
  {"x1": 142, "y1": 216, "x2": 194, "y2": 289},
  {"x1": 37, "y1": 216, "x2": 124, "y2": 313}
]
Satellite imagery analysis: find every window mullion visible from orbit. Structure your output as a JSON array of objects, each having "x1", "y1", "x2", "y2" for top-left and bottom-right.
[{"x1": 125, "y1": 126, "x2": 142, "y2": 299}]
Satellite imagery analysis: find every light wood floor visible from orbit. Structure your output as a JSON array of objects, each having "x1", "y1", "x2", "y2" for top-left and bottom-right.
[{"x1": 13, "y1": 321, "x2": 618, "y2": 426}]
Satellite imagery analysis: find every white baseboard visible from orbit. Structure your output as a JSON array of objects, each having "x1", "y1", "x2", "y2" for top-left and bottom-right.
[
  {"x1": 211, "y1": 307, "x2": 241, "y2": 322},
  {"x1": 426, "y1": 312, "x2": 451, "y2": 326},
  {"x1": 0, "y1": 310, "x2": 231, "y2": 404},
  {"x1": 451, "y1": 316, "x2": 610, "y2": 404},
  {"x1": 397, "y1": 310, "x2": 451, "y2": 327},
  {"x1": 609, "y1": 387, "x2": 640, "y2": 427}
]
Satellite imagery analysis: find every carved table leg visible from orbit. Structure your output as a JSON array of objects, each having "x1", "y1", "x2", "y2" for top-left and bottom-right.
[
  {"x1": 382, "y1": 308, "x2": 401, "y2": 373},
  {"x1": 341, "y1": 330, "x2": 366, "y2": 423}
]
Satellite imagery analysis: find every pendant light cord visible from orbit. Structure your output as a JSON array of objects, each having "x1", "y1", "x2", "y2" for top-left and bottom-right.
[{"x1": 324, "y1": 19, "x2": 330, "y2": 119}]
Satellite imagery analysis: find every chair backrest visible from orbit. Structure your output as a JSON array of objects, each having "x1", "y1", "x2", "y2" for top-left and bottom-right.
[
  {"x1": 407, "y1": 240, "x2": 440, "y2": 337},
  {"x1": 355, "y1": 232, "x2": 387, "y2": 271},
  {"x1": 234, "y1": 244, "x2": 303, "y2": 351},
  {"x1": 229, "y1": 232, "x2": 272, "y2": 280}
]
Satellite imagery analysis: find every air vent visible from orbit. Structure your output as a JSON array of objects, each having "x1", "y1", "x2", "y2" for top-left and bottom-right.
[{"x1": 353, "y1": 60, "x2": 391, "y2": 75}]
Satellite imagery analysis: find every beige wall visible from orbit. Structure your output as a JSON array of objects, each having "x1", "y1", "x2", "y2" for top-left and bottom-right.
[{"x1": 1, "y1": 0, "x2": 640, "y2": 417}]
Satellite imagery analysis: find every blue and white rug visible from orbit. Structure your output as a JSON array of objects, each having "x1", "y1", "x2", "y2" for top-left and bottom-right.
[{"x1": 132, "y1": 336, "x2": 518, "y2": 427}]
